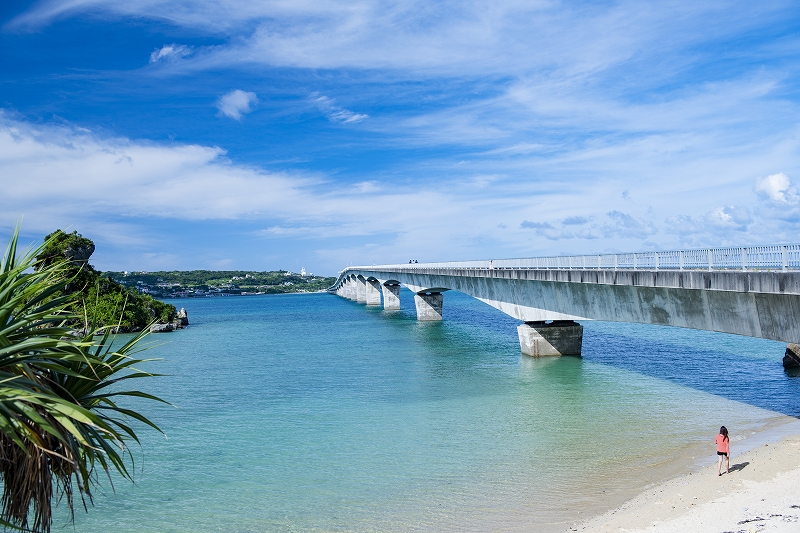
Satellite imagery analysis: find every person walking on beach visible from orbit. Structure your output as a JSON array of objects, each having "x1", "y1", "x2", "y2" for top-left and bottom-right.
[{"x1": 716, "y1": 426, "x2": 730, "y2": 476}]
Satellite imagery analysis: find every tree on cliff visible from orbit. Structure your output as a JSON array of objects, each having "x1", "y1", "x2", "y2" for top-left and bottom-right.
[
  {"x1": 35, "y1": 230, "x2": 176, "y2": 331},
  {"x1": 0, "y1": 226, "x2": 165, "y2": 532}
]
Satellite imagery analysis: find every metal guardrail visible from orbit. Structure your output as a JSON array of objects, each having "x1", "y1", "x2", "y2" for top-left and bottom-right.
[{"x1": 340, "y1": 244, "x2": 800, "y2": 277}]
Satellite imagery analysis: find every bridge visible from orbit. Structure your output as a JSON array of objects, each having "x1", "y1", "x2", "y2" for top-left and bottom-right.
[{"x1": 329, "y1": 245, "x2": 800, "y2": 367}]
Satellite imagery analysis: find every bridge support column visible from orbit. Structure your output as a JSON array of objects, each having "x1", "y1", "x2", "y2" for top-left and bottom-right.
[
  {"x1": 349, "y1": 280, "x2": 359, "y2": 300},
  {"x1": 356, "y1": 278, "x2": 367, "y2": 303},
  {"x1": 517, "y1": 321, "x2": 583, "y2": 357},
  {"x1": 382, "y1": 283, "x2": 401, "y2": 310},
  {"x1": 365, "y1": 279, "x2": 382, "y2": 306},
  {"x1": 344, "y1": 280, "x2": 355, "y2": 300},
  {"x1": 414, "y1": 292, "x2": 443, "y2": 321}
]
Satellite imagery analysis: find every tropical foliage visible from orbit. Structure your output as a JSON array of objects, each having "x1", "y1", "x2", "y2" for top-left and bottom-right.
[
  {"x1": 0, "y1": 227, "x2": 165, "y2": 532},
  {"x1": 36, "y1": 230, "x2": 175, "y2": 331}
]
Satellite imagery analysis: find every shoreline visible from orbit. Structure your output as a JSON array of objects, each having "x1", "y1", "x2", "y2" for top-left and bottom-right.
[
  {"x1": 572, "y1": 416, "x2": 800, "y2": 532},
  {"x1": 164, "y1": 290, "x2": 329, "y2": 298}
]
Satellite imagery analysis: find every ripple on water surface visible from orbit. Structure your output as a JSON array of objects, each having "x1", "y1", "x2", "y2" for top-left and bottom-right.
[{"x1": 67, "y1": 290, "x2": 800, "y2": 532}]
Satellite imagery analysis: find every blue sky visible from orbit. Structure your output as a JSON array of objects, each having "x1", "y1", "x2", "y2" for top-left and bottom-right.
[{"x1": 2, "y1": 0, "x2": 800, "y2": 275}]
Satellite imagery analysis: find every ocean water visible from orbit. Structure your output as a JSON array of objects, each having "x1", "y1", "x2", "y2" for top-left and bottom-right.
[{"x1": 65, "y1": 289, "x2": 800, "y2": 532}]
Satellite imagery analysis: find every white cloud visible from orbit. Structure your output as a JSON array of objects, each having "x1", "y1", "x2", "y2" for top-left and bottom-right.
[
  {"x1": 0, "y1": 112, "x2": 309, "y2": 222},
  {"x1": 602, "y1": 210, "x2": 657, "y2": 239},
  {"x1": 0, "y1": 113, "x2": 509, "y2": 247},
  {"x1": 9, "y1": 1, "x2": 791, "y2": 85},
  {"x1": 705, "y1": 205, "x2": 752, "y2": 231},
  {"x1": 311, "y1": 93, "x2": 368, "y2": 124},
  {"x1": 520, "y1": 221, "x2": 552, "y2": 229},
  {"x1": 664, "y1": 205, "x2": 753, "y2": 246},
  {"x1": 519, "y1": 220, "x2": 598, "y2": 241},
  {"x1": 754, "y1": 172, "x2": 799, "y2": 205},
  {"x1": 216, "y1": 90, "x2": 258, "y2": 120},
  {"x1": 485, "y1": 143, "x2": 545, "y2": 156},
  {"x1": 3, "y1": 110, "x2": 800, "y2": 271},
  {"x1": 353, "y1": 181, "x2": 380, "y2": 193},
  {"x1": 149, "y1": 44, "x2": 192, "y2": 63},
  {"x1": 562, "y1": 216, "x2": 590, "y2": 225}
]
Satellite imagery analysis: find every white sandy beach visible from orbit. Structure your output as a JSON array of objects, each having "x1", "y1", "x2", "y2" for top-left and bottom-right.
[{"x1": 574, "y1": 421, "x2": 800, "y2": 533}]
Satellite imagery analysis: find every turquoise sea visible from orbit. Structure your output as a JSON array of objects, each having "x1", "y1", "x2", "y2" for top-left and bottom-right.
[{"x1": 67, "y1": 289, "x2": 800, "y2": 532}]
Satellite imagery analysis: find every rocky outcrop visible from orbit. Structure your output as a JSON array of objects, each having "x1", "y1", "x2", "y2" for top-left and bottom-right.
[
  {"x1": 176, "y1": 308, "x2": 189, "y2": 326},
  {"x1": 63, "y1": 241, "x2": 95, "y2": 265},
  {"x1": 150, "y1": 308, "x2": 189, "y2": 333},
  {"x1": 783, "y1": 344, "x2": 800, "y2": 369},
  {"x1": 150, "y1": 323, "x2": 174, "y2": 333}
]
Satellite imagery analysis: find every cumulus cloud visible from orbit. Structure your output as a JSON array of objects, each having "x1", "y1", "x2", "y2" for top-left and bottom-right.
[
  {"x1": 754, "y1": 172, "x2": 799, "y2": 205},
  {"x1": 705, "y1": 205, "x2": 751, "y2": 231},
  {"x1": 520, "y1": 221, "x2": 553, "y2": 230},
  {"x1": 562, "y1": 216, "x2": 590, "y2": 225},
  {"x1": 603, "y1": 210, "x2": 657, "y2": 239},
  {"x1": 311, "y1": 93, "x2": 368, "y2": 124},
  {"x1": 216, "y1": 90, "x2": 258, "y2": 120},
  {"x1": 149, "y1": 44, "x2": 192, "y2": 63},
  {"x1": 520, "y1": 220, "x2": 584, "y2": 240},
  {"x1": 664, "y1": 214, "x2": 701, "y2": 236},
  {"x1": 664, "y1": 205, "x2": 752, "y2": 244}
]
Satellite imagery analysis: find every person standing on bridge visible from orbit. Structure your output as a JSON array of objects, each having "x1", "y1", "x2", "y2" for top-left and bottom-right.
[{"x1": 716, "y1": 426, "x2": 730, "y2": 476}]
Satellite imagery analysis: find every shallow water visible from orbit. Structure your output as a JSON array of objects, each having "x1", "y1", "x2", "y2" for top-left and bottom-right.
[{"x1": 66, "y1": 289, "x2": 800, "y2": 532}]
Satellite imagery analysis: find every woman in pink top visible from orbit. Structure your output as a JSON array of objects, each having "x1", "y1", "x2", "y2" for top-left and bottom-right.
[{"x1": 716, "y1": 426, "x2": 730, "y2": 476}]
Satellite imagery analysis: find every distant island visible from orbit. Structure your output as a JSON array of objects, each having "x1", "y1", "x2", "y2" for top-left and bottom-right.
[{"x1": 104, "y1": 270, "x2": 337, "y2": 298}]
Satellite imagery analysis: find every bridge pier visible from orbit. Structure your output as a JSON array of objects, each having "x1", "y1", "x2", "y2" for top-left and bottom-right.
[
  {"x1": 414, "y1": 292, "x2": 443, "y2": 321},
  {"x1": 517, "y1": 321, "x2": 583, "y2": 357},
  {"x1": 345, "y1": 279, "x2": 355, "y2": 300},
  {"x1": 349, "y1": 279, "x2": 359, "y2": 301},
  {"x1": 365, "y1": 279, "x2": 382, "y2": 306},
  {"x1": 381, "y1": 283, "x2": 401, "y2": 310},
  {"x1": 356, "y1": 277, "x2": 367, "y2": 303}
]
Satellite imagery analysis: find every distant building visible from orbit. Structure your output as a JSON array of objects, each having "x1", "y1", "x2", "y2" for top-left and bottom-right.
[{"x1": 301, "y1": 267, "x2": 306, "y2": 276}]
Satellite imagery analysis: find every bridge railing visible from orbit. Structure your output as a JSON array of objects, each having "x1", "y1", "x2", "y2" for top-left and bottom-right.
[{"x1": 343, "y1": 244, "x2": 800, "y2": 275}]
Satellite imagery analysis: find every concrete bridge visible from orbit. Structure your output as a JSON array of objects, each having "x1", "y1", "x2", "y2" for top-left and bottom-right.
[{"x1": 329, "y1": 245, "x2": 800, "y2": 367}]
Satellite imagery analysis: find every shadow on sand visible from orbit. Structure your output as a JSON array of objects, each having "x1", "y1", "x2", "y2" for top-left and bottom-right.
[{"x1": 728, "y1": 461, "x2": 750, "y2": 473}]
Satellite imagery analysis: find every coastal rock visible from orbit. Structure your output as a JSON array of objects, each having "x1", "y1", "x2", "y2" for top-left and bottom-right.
[
  {"x1": 63, "y1": 241, "x2": 95, "y2": 264},
  {"x1": 176, "y1": 308, "x2": 189, "y2": 326},
  {"x1": 783, "y1": 343, "x2": 800, "y2": 368},
  {"x1": 150, "y1": 323, "x2": 174, "y2": 333}
]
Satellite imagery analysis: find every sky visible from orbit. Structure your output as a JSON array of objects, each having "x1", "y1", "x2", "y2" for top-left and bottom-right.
[{"x1": 2, "y1": 0, "x2": 800, "y2": 275}]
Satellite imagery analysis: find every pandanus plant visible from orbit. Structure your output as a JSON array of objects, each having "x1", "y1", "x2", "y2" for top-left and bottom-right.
[{"x1": 0, "y1": 226, "x2": 166, "y2": 532}]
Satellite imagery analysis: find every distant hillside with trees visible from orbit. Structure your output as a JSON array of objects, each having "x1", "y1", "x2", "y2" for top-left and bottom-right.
[{"x1": 104, "y1": 270, "x2": 336, "y2": 298}]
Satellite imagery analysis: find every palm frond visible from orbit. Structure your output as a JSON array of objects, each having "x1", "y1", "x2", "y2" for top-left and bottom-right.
[{"x1": 0, "y1": 224, "x2": 168, "y2": 533}]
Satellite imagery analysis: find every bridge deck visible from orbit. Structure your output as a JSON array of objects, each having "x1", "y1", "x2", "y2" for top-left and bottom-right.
[{"x1": 341, "y1": 267, "x2": 800, "y2": 296}]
